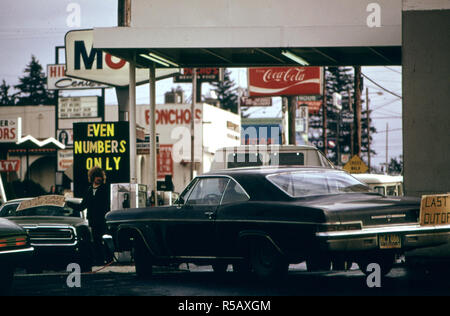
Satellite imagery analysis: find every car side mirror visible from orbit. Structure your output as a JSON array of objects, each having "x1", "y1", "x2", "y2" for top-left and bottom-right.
[{"x1": 175, "y1": 197, "x2": 184, "y2": 206}]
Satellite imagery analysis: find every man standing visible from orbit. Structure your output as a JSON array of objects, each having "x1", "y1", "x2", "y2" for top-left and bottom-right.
[{"x1": 79, "y1": 166, "x2": 110, "y2": 265}]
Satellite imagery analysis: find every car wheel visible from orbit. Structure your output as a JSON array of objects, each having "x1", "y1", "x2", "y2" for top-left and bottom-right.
[
  {"x1": 133, "y1": 237, "x2": 153, "y2": 280},
  {"x1": 0, "y1": 265, "x2": 14, "y2": 295},
  {"x1": 249, "y1": 239, "x2": 288, "y2": 280}
]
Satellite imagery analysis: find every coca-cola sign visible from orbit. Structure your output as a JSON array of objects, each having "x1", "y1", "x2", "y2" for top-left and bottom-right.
[{"x1": 248, "y1": 67, "x2": 323, "y2": 97}]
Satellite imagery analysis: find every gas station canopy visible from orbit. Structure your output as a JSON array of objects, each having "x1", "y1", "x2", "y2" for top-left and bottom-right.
[
  {"x1": 95, "y1": 46, "x2": 401, "y2": 69},
  {"x1": 93, "y1": 0, "x2": 402, "y2": 68}
]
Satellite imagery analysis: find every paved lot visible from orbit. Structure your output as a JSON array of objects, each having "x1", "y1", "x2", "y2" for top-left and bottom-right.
[{"x1": 7, "y1": 262, "x2": 450, "y2": 296}]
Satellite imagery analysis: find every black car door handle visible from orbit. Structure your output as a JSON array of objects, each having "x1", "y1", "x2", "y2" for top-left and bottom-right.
[{"x1": 204, "y1": 211, "x2": 215, "y2": 220}]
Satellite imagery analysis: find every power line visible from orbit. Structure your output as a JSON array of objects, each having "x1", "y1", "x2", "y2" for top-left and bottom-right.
[
  {"x1": 374, "y1": 128, "x2": 402, "y2": 134},
  {"x1": 362, "y1": 73, "x2": 402, "y2": 99},
  {"x1": 384, "y1": 66, "x2": 402, "y2": 75}
]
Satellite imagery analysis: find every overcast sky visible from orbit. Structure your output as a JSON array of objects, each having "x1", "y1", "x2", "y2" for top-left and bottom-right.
[{"x1": 0, "y1": 0, "x2": 402, "y2": 169}]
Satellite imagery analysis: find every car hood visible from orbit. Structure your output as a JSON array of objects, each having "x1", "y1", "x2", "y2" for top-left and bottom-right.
[
  {"x1": 5, "y1": 216, "x2": 87, "y2": 227},
  {"x1": 0, "y1": 218, "x2": 27, "y2": 237},
  {"x1": 293, "y1": 193, "x2": 421, "y2": 226}
]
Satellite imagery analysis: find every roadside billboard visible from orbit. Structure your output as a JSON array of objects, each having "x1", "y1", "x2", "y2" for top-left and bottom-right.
[
  {"x1": 248, "y1": 67, "x2": 323, "y2": 97},
  {"x1": 73, "y1": 122, "x2": 130, "y2": 197}
]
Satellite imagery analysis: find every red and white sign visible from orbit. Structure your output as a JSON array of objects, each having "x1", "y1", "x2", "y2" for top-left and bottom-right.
[
  {"x1": 248, "y1": 67, "x2": 323, "y2": 97},
  {"x1": 298, "y1": 96, "x2": 323, "y2": 115},
  {"x1": 157, "y1": 145, "x2": 173, "y2": 180},
  {"x1": 240, "y1": 96, "x2": 272, "y2": 107},
  {"x1": 0, "y1": 160, "x2": 20, "y2": 172},
  {"x1": 0, "y1": 118, "x2": 20, "y2": 143},
  {"x1": 144, "y1": 107, "x2": 202, "y2": 126},
  {"x1": 57, "y1": 150, "x2": 73, "y2": 172}
]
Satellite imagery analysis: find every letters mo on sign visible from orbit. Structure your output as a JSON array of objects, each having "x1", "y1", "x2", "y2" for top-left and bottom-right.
[
  {"x1": 65, "y1": 29, "x2": 150, "y2": 86},
  {"x1": 73, "y1": 122, "x2": 130, "y2": 197}
]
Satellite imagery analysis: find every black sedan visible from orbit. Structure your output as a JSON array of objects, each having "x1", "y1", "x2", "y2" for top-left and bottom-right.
[
  {"x1": 105, "y1": 167, "x2": 450, "y2": 280},
  {"x1": 0, "y1": 218, "x2": 33, "y2": 293},
  {"x1": 0, "y1": 195, "x2": 94, "y2": 273}
]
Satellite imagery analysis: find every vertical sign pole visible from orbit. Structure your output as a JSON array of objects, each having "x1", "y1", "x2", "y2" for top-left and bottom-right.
[
  {"x1": 190, "y1": 68, "x2": 197, "y2": 180},
  {"x1": 149, "y1": 66, "x2": 158, "y2": 206},
  {"x1": 366, "y1": 87, "x2": 371, "y2": 172},
  {"x1": 322, "y1": 68, "x2": 327, "y2": 155},
  {"x1": 129, "y1": 54, "x2": 137, "y2": 184}
]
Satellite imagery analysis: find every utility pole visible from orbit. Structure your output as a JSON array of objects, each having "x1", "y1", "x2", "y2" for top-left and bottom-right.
[
  {"x1": 322, "y1": 70, "x2": 327, "y2": 155},
  {"x1": 348, "y1": 88, "x2": 354, "y2": 156},
  {"x1": 129, "y1": 53, "x2": 137, "y2": 184},
  {"x1": 149, "y1": 66, "x2": 157, "y2": 205},
  {"x1": 288, "y1": 96, "x2": 297, "y2": 145},
  {"x1": 190, "y1": 68, "x2": 197, "y2": 180},
  {"x1": 385, "y1": 122, "x2": 389, "y2": 174},
  {"x1": 366, "y1": 87, "x2": 371, "y2": 172},
  {"x1": 354, "y1": 66, "x2": 362, "y2": 157}
]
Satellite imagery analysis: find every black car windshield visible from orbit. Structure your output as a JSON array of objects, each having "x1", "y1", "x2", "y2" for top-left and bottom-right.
[
  {"x1": 267, "y1": 171, "x2": 371, "y2": 197},
  {"x1": 10, "y1": 205, "x2": 78, "y2": 217}
]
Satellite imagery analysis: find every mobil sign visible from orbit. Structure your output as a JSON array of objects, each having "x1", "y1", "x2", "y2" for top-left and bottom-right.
[
  {"x1": 65, "y1": 29, "x2": 180, "y2": 86},
  {"x1": 248, "y1": 67, "x2": 323, "y2": 97}
]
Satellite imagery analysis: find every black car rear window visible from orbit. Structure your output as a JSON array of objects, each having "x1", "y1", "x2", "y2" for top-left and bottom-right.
[{"x1": 267, "y1": 170, "x2": 370, "y2": 198}]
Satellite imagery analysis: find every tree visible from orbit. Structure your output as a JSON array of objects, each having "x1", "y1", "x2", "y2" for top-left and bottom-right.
[
  {"x1": 210, "y1": 69, "x2": 238, "y2": 113},
  {"x1": 0, "y1": 80, "x2": 17, "y2": 105},
  {"x1": 388, "y1": 155, "x2": 403, "y2": 175},
  {"x1": 309, "y1": 67, "x2": 376, "y2": 166},
  {"x1": 14, "y1": 55, "x2": 56, "y2": 105}
]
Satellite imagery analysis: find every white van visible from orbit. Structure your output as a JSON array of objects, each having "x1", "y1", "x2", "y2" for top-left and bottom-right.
[
  {"x1": 352, "y1": 173, "x2": 403, "y2": 196},
  {"x1": 210, "y1": 145, "x2": 335, "y2": 171}
]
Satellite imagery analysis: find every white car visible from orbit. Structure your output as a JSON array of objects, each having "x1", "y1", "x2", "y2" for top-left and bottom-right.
[{"x1": 210, "y1": 145, "x2": 334, "y2": 171}]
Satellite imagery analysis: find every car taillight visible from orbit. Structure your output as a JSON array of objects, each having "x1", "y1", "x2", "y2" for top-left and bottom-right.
[
  {"x1": 15, "y1": 237, "x2": 27, "y2": 246},
  {"x1": 0, "y1": 236, "x2": 28, "y2": 248}
]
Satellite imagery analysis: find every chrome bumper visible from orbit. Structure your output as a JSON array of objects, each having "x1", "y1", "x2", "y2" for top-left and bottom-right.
[
  {"x1": 0, "y1": 246, "x2": 34, "y2": 264},
  {"x1": 316, "y1": 224, "x2": 450, "y2": 252}
]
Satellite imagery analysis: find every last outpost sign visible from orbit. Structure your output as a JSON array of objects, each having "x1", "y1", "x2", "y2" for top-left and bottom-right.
[{"x1": 73, "y1": 122, "x2": 130, "y2": 197}]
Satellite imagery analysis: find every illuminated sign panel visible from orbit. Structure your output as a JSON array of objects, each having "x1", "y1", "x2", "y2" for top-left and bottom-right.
[{"x1": 73, "y1": 122, "x2": 130, "y2": 197}]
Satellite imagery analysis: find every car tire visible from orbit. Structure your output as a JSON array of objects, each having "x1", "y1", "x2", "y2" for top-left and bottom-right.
[
  {"x1": 133, "y1": 237, "x2": 153, "y2": 280},
  {"x1": 249, "y1": 239, "x2": 288, "y2": 280}
]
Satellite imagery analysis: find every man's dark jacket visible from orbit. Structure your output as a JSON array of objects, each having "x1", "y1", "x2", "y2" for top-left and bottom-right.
[{"x1": 79, "y1": 184, "x2": 110, "y2": 229}]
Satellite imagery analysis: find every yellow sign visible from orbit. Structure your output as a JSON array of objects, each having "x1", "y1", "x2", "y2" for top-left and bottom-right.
[
  {"x1": 343, "y1": 155, "x2": 369, "y2": 174},
  {"x1": 420, "y1": 194, "x2": 450, "y2": 226},
  {"x1": 17, "y1": 195, "x2": 66, "y2": 211}
]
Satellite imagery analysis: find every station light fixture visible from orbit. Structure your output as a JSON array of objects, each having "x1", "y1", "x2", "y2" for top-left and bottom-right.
[
  {"x1": 139, "y1": 52, "x2": 179, "y2": 67},
  {"x1": 281, "y1": 50, "x2": 310, "y2": 66}
]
